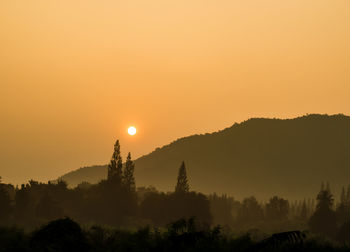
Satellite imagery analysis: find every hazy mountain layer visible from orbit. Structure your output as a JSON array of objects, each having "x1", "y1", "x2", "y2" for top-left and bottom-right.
[{"x1": 59, "y1": 114, "x2": 350, "y2": 200}]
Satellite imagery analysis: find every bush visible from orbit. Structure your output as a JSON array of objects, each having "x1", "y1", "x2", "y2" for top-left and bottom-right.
[{"x1": 31, "y1": 217, "x2": 89, "y2": 252}]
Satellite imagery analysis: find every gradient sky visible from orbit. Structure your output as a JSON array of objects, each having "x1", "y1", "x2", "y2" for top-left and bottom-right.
[{"x1": 1, "y1": 1, "x2": 350, "y2": 185}]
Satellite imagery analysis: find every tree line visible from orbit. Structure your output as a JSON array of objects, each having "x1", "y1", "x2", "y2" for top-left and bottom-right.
[
  {"x1": 208, "y1": 182, "x2": 350, "y2": 242},
  {"x1": 1, "y1": 140, "x2": 350, "y2": 242},
  {"x1": 0, "y1": 140, "x2": 211, "y2": 228}
]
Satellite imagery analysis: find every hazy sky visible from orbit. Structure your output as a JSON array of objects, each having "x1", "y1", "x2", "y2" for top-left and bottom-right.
[{"x1": 1, "y1": 1, "x2": 350, "y2": 185}]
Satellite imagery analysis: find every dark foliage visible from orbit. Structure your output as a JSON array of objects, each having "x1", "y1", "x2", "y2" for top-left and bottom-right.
[
  {"x1": 36, "y1": 193, "x2": 64, "y2": 221},
  {"x1": 265, "y1": 196, "x2": 289, "y2": 221},
  {"x1": 337, "y1": 221, "x2": 350, "y2": 244},
  {"x1": 0, "y1": 218, "x2": 349, "y2": 252},
  {"x1": 0, "y1": 186, "x2": 13, "y2": 224},
  {"x1": 175, "y1": 161, "x2": 189, "y2": 194},
  {"x1": 124, "y1": 152, "x2": 136, "y2": 192},
  {"x1": 256, "y1": 230, "x2": 306, "y2": 251},
  {"x1": 209, "y1": 193, "x2": 238, "y2": 227},
  {"x1": 236, "y1": 196, "x2": 264, "y2": 226},
  {"x1": 31, "y1": 218, "x2": 89, "y2": 252},
  {"x1": 107, "y1": 140, "x2": 123, "y2": 185},
  {"x1": 0, "y1": 226, "x2": 29, "y2": 252},
  {"x1": 139, "y1": 191, "x2": 212, "y2": 226},
  {"x1": 336, "y1": 185, "x2": 350, "y2": 226},
  {"x1": 309, "y1": 188, "x2": 337, "y2": 238}
]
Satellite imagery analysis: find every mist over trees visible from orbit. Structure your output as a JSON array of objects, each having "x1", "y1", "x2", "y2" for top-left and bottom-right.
[
  {"x1": 1, "y1": 138, "x2": 350, "y2": 247},
  {"x1": 0, "y1": 141, "x2": 212, "y2": 228}
]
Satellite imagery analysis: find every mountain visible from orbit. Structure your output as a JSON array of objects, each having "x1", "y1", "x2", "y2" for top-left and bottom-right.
[{"x1": 59, "y1": 114, "x2": 350, "y2": 200}]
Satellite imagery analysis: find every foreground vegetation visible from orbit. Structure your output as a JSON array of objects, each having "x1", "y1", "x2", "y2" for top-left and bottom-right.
[{"x1": 0, "y1": 217, "x2": 349, "y2": 252}]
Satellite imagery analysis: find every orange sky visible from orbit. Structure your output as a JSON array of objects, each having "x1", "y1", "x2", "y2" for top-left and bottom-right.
[{"x1": 1, "y1": 0, "x2": 350, "y2": 185}]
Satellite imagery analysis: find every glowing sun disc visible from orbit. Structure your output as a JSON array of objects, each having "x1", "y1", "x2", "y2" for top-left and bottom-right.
[{"x1": 128, "y1": 126, "x2": 137, "y2": 135}]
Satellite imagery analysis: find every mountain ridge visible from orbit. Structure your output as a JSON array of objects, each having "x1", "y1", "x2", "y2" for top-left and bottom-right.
[{"x1": 59, "y1": 114, "x2": 350, "y2": 200}]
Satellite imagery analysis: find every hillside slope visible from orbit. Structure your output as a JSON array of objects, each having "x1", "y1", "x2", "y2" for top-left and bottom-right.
[{"x1": 59, "y1": 114, "x2": 350, "y2": 199}]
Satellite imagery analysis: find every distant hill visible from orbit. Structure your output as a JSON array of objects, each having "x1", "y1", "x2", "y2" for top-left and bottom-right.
[{"x1": 59, "y1": 114, "x2": 350, "y2": 200}]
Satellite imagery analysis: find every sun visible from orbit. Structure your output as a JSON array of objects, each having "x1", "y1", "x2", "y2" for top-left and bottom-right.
[{"x1": 127, "y1": 126, "x2": 137, "y2": 136}]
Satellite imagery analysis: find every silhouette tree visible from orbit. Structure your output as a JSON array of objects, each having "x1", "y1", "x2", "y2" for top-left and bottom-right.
[
  {"x1": 107, "y1": 140, "x2": 123, "y2": 185},
  {"x1": 237, "y1": 196, "x2": 264, "y2": 225},
  {"x1": 139, "y1": 190, "x2": 212, "y2": 226},
  {"x1": 337, "y1": 220, "x2": 350, "y2": 243},
  {"x1": 14, "y1": 184, "x2": 32, "y2": 224},
  {"x1": 209, "y1": 193, "x2": 237, "y2": 226},
  {"x1": 124, "y1": 152, "x2": 136, "y2": 192},
  {"x1": 31, "y1": 218, "x2": 88, "y2": 251},
  {"x1": 170, "y1": 191, "x2": 212, "y2": 226},
  {"x1": 0, "y1": 185, "x2": 12, "y2": 223},
  {"x1": 309, "y1": 184, "x2": 337, "y2": 238},
  {"x1": 265, "y1": 196, "x2": 289, "y2": 221},
  {"x1": 300, "y1": 199, "x2": 308, "y2": 220},
  {"x1": 175, "y1": 161, "x2": 189, "y2": 194},
  {"x1": 36, "y1": 193, "x2": 63, "y2": 221},
  {"x1": 336, "y1": 185, "x2": 350, "y2": 225}
]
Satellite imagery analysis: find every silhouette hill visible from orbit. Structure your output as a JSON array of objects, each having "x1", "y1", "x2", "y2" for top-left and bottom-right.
[{"x1": 59, "y1": 114, "x2": 350, "y2": 199}]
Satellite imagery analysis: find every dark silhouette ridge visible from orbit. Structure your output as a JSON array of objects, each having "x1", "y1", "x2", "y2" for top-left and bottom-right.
[{"x1": 59, "y1": 114, "x2": 350, "y2": 199}]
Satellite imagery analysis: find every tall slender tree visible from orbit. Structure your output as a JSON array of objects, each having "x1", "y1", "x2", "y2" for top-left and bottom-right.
[
  {"x1": 107, "y1": 140, "x2": 123, "y2": 184},
  {"x1": 309, "y1": 184, "x2": 337, "y2": 238},
  {"x1": 124, "y1": 152, "x2": 136, "y2": 192},
  {"x1": 175, "y1": 161, "x2": 189, "y2": 193}
]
